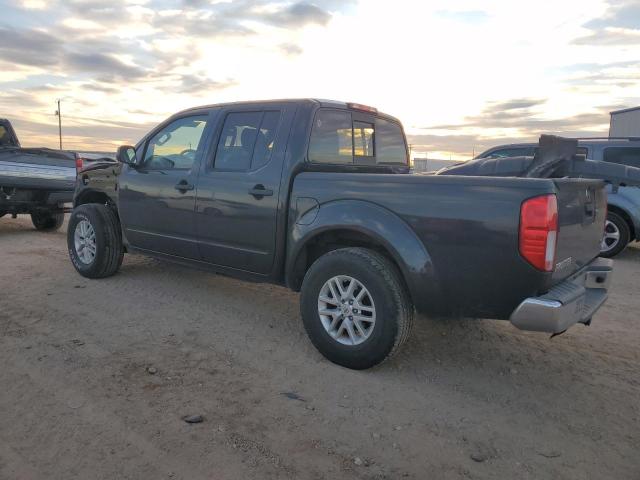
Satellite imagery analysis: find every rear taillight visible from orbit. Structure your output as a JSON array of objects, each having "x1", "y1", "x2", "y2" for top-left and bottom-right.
[
  {"x1": 519, "y1": 194, "x2": 558, "y2": 272},
  {"x1": 75, "y1": 156, "x2": 84, "y2": 174}
]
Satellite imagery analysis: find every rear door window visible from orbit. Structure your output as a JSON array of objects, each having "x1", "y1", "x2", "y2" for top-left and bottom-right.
[
  {"x1": 213, "y1": 111, "x2": 282, "y2": 171},
  {"x1": 603, "y1": 147, "x2": 640, "y2": 168},
  {"x1": 308, "y1": 109, "x2": 407, "y2": 166}
]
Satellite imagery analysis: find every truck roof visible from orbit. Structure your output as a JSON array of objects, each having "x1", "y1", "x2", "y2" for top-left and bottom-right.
[{"x1": 175, "y1": 98, "x2": 402, "y2": 124}]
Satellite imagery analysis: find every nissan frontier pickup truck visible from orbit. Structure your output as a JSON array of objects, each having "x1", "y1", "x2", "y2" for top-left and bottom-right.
[{"x1": 67, "y1": 99, "x2": 612, "y2": 369}]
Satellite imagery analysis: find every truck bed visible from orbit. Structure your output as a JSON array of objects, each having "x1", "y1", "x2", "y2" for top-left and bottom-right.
[
  {"x1": 0, "y1": 148, "x2": 76, "y2": 190},
  {"x1": 290, "y1": 172, "x2": 606, "y2": 319}
]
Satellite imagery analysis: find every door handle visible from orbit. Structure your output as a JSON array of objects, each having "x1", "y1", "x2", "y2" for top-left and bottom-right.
[
  {"x1": 175, "y1": 181, "x2": 194, "y2": 192},
  {"x1": 249, "y1": 185, "x2": 274, "y2": 197}
]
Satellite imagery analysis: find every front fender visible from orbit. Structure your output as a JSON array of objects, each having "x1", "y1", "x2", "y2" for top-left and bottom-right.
[{"x1": 286, "y1": 199, "x2": 443, "y2": 314}]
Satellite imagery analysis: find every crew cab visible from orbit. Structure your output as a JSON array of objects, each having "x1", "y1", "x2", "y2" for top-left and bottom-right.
[{"x1": 68, "y1": 99, "x2": 612, "y2": 369}]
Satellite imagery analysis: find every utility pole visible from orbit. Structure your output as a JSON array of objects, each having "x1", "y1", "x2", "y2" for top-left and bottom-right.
[{"x1": 55, "y1": 99, "x2": 62, "y2": 150}]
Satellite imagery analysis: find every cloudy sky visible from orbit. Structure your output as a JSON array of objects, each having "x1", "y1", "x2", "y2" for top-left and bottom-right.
[{"x1": 0, "y1": 0, "x2": 638, "y2": 159}]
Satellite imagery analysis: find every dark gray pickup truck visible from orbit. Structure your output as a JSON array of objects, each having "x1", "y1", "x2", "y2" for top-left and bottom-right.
[{"x1": 67, "y1": 99, "x2": 612, "y2": 369}]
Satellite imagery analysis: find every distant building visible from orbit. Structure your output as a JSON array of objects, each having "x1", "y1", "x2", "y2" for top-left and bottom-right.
[
  {"x1": 412, "y1": 158, "x2": 461, "y2": 173},
  {"x1": 610, "y1": 107, "x2": 640, "y2": 137}
]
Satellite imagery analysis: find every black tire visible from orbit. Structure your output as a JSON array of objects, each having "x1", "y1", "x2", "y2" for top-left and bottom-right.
[
  {"x1": 0, "y1": 211, "x2": 5, "y2": 218},
  {"x1": 600, "y1": 211, "x2": 631, "y2": 258},
  {"x1": 300, "y1": 247, "x2": 414, "y2": 370},
  {"x1": 31, "y1": 210, "x2": 64, "y2": 231},
  {"x1": 67, "y1": 204, "x2": 124, "y2": 279}
]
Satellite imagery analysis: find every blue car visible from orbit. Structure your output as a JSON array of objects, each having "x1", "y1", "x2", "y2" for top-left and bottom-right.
[{"x1": 476, "y1": 138, "x2": 640, "y2": 257}]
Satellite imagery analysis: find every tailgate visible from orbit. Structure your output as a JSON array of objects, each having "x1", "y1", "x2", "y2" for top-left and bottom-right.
[
  {"x1": 0, "y1": 150, "x2": 76, "y2": 189},
  {"x1": 551, "y1": 178, "x2": 606, "y2": 284}
]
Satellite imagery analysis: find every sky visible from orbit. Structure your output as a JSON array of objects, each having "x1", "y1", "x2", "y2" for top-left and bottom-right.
[{"x1": 0, "y1": 0, "x2": 638, "y2": 159}]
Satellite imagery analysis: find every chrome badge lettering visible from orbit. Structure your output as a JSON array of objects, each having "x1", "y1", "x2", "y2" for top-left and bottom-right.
[{"x1": 556, "y1": 257, "x2": 573, "y2": 271}]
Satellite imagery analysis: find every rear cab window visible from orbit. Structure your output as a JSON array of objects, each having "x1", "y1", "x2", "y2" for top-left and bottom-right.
[{"x1": 308, "y1": 108, "x2": 408, "y2": 167}]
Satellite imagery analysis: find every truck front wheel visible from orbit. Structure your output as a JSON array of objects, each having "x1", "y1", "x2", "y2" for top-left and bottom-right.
[
  {"x1": 31, "y1": 210, "x2": 64, "y2": 231},
  {"x1": 300, "y1": 248, "x2": 414, "y2": 370},
  {"x1": 67, "y1": 204, "x2": 124, "y2": 279}
]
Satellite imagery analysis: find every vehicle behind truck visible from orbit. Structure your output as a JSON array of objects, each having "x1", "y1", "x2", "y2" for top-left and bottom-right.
[
  {"x1": 67, "y1": 99, "x2": 612, "y2": 369},
  {"x1": 0, "y1": 118, "x2": 115, "y2": 231},
  {"x1": 472, "y1": 138, "x2": 640, "y2": 257}
]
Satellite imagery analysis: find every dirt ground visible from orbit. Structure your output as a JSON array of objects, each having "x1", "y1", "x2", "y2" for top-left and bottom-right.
[{"x1": 0, "y1": 216, "x2": 638, "y2": 480}]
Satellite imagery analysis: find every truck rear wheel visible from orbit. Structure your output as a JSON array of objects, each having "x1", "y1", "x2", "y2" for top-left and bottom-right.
[
  {"x1": 31, "y1": 210, "x2": 64, "y2": 231},
  {"x1": 67, "y1": 204, "x2": 124, "y2": 279},
  {"x1": 600, "y1": 211, "x2": 630, "y2": 258},
  {"x1": 300, "y1": 247, "x2": 414, "y2": 370}
]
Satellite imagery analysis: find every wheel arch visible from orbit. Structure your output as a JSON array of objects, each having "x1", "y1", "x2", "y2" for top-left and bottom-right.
[
  {"x1": 607, "y1": 203, "x2": 636, "y2": 240},
  {"x1": 74, "y1": 189, "x2": 113, "y2": 208},
  {"x1": 285, "y1": 199, "x2": 443, "y2": 314}
]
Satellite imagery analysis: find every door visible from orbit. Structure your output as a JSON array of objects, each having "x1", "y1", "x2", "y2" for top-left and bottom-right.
[
  {"x1": 119, "y1": 114, "x2": 210, "y2": 259},
  {"x1": 195, "y1": 106, "x2": 294, "y2": 274}
]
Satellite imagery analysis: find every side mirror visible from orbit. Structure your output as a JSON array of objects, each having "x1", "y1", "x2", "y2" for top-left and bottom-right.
[{"x1": 116, "y1": 145, "x2": 137, "y2": 166}]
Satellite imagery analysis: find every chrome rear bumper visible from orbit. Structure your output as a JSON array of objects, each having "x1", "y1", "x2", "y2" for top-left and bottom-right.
[{"x1": 510, "y1": 258, "x2": 613, "y2": 333}]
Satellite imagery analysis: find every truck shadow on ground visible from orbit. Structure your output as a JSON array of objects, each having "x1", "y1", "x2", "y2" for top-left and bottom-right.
[
  {"x1": 0, "y1": 217, "x2": 67, "y2": 237},
  {"x1": 113, "y1": 253, "x2": 626, "y2": 400}
]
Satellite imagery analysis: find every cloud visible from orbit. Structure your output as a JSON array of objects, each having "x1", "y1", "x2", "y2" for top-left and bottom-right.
[
  {"x1": 79, "y1": 82, "x2": 121, "y2": 94},
  {"x1": 0, "y1": 26, "x2": 61, "y2": 66},
  {"x1": 265, "y1": 2, "x2": 332, "y2": 27},
  {"x1": 60, "y1": 0, "x2": 130, "y2": 25},
  {"x1": 150, "y1": 1, "x2": 334, "y2": 39},
  {"x1": 426, "y1": 98, "x2": 547, "y2": 129},
  {"x1": 177, "y1": 74, "x2": 237, "y2": 94},
  {"x1": 492, "y1": 98, "x2": 547, "y2": 110},
  {"x1": 572, "y1": 28, "x2": 640, "y2": 45},
  {"x1": 0, "y1": 26, "x2": 147, "y2": 79},
  {"x1": 412, "y1": 97, "x2": 613, "y2": 157},
  {"x1": 280, "y1": 42, "x2": 303, "y2": 56},
  {"x1": 0, "y1": 90, "x2": 49, "y2": 108},
  {"x1": 574, "y1": 1, "x2": 640, "y2": 46},
  {"x1": 436, "y1": 10, "x2": 489, "y2": 24},
  {"x1": 65, "y1": 52, "x2": 146, "y2": 78},
  {"x1": 584, "y1": 1, "x2": 640, "y2": 30}
]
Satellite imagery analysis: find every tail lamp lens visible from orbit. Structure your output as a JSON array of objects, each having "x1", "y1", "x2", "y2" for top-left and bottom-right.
[
  {"x1": 75, "y1": 156, "x2": 84, "y2": 173},
  {"x1": 519, "y1": 194, "x2": 558, "y2": 272}
]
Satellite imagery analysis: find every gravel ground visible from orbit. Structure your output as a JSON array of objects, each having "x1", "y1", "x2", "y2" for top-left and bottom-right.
[{"x1": 1, "y1": 215, "x2": 639, "y2": 480}]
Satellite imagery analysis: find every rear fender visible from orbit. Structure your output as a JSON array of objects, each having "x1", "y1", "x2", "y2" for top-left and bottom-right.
[{"x1": 286, "y1": 199, "x2": 442, "y2": 313}]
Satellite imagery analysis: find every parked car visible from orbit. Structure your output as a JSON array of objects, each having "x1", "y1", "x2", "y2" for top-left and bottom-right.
[
  {"x1": 476, "y1": 138, "x2": 640, "y2": 257},
  {"x1": 67, "y1": 99, "x2": 612, "y2": 369}
]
